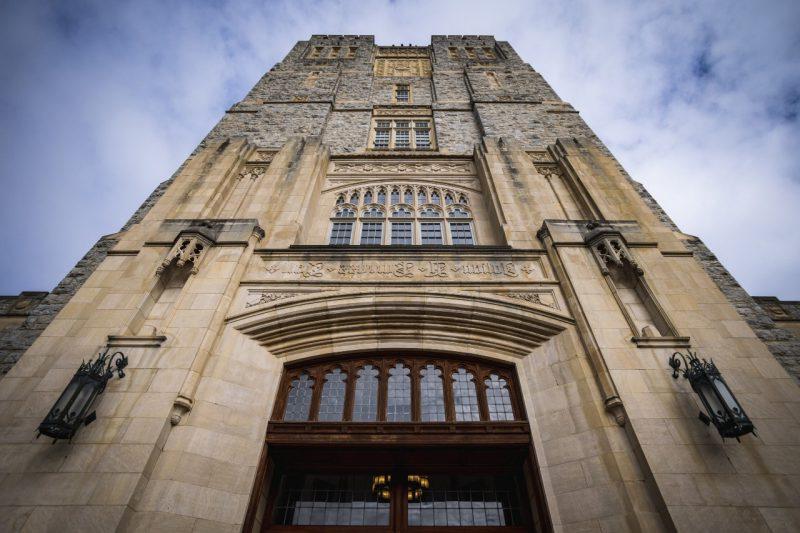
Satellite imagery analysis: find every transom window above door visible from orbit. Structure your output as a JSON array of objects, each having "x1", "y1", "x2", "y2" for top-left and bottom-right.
[
  {"x1": 330, "y1": 184, "x2": 475, "y2": 246},
  {"x1": 273, "y1": 355, "x2": 522, "y2": 423}
]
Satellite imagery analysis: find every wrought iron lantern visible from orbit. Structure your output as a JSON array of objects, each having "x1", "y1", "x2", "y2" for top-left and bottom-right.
[
  {"x1": 37, "y1": 348, "x2": 128, "y2": 441},
  {"x1": 668, "y1": 350, "x2": 755, "y2": 440}
]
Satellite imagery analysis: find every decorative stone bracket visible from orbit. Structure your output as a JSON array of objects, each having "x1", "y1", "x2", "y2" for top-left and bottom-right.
[{"x1": 156, "y1": 233, "x2": 213, "y2": 276}]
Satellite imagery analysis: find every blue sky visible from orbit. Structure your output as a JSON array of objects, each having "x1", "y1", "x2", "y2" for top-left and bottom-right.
[{"x1": 1, "y1": 0, "x2": 798, "y2": 298}]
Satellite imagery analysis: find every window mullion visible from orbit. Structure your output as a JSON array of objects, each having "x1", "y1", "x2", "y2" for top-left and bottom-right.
[
  {"x1": 476, "y1": 366, "x2": 491, "y2": 421},
  {"x1": 377, "y1": 359, "x2": 388, "y2": 422},
  {"x1": 343, "y1": 360, "x2": 356, "y2": 421},
  {"x1": 308, "y1": 367, "x2": 324, "y2": 421},
  {"x1": 443, "y1": 360, "x2": 456, "y2": 422},
  {"x1": 410, "y1": 360, "x2": 421, "y2": 422}
]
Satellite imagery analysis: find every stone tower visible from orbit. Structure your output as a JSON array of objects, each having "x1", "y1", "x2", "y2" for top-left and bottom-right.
[{"x1": 0, "y1": 35, "x2": 798, "y2": 532}]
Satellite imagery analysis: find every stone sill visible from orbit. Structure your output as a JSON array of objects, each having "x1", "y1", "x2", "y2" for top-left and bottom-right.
[{"x1": 632, "y1": 336, "x2": 691, "y2": 349}]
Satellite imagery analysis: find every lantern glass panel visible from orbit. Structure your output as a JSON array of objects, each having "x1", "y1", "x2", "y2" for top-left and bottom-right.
[
  {"x1": 50, "y1": 379, "x2": 81, "y2": 419},
  {"x1": 711, "y1": 377, "x2": 743, "y2": 417},
  {"x1": 68, "y1": 380, "x2": 97, "y2": 422},
  {"x1": 697, "y1": 380, "x2": 726, "y2": 421}
]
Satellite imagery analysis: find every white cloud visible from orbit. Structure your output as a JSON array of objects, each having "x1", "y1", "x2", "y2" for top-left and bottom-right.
[{"x1": 0, "y1": 0, "x2": 797, "y2": 297}]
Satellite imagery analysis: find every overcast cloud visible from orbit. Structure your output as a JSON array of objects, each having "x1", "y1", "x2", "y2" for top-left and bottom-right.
[{"x1": 0, "y1": 0, "x2": 798, "y2": 298}]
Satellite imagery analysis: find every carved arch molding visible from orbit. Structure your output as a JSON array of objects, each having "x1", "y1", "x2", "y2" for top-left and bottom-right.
[{"x1": 227, "y1": 290, "x2": 571, "y2": 359}]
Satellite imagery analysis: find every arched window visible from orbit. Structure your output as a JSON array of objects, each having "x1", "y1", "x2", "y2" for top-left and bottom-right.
[
  {"x1": 363, "y1": 190, "x2": 373, "y2": 204},
  {"x1": 485, "y1": 373, "x2": 514, "y2": 421},
  {"x1": 350, "y1": 192, "x2": 359, "y2": 204},
  {"x1": 417, "y1": 189, "x2": 427, "y2": 205},
  {"x1": 419, "y1": 365, "x2": 445, "y2": 421},
  {"x1": 352, "y1": 365, "x2": 379, "y2": 421},
  {"x1": 392, "y1": 206, "x2": 412, "y2": 218},
  {"x1": 452, "y1": 368, "x2": 480, "y2": 421},
  {"x1": 317, "y1": 368, "x2": 347, "y2": 421},
  {"x1": 458, "y1": 194, "x2": 469, "y2": 205},
  {"x1": 430, "y1": 190, "x2": 440, "y2": 204},
  {"x1": 390, "y1": 188, "x2": 400, "y2": 204},
  {"x1": 362, "y1": 206, "x2": 384, "y2": 218},
  {"x1": 404, "y1": 188, "x2": 414, "y2": 204},
  {"x1": 445, "y1": 193, "x2": 454, "y2": 205},
  {"x1": 386, "y1": 363, "x2": 411, "y2": 421},
  {"x1": 377, "y1": 188, "x2": 386, "y2": 203},
  {"x1": 334, "y1": 207, "x2": 355, "y2": 218},
  {"x1": 276, "y1": 356, "x2": 520, "y2": 424},
  {"x1": 449, "y1": 207, "x2": 470, "y2": 218},
  {"x1": 283, "y1": 373, "x2": 314, "y2": 421},
  {"x1": 336, "y1": 195, "x2": 344, "y2": 205},
  {"x1": 419, "y1": 207, "x2": 441, "y2": 218}
]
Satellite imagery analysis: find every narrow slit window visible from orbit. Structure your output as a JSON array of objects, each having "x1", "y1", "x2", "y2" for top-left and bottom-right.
[
  {"x1": 452, "y1": 368, "x2": 480, "y2": 421},
  {"x1": 284, "y1": 373, "x2": 314, "y2": 421},
  {"x1": 420, "y1": 365, "x2": 446, "y2": 422},
  {"x1": 485, "y1": 374, "x2": 515, "y2": 421},
  {"x1": 317, "y1": 369, "x2": 347, "y2": 421},
  {"x1": 352, "y1": 365, "x2": 380, "y2": 421},
  {"x1": 386, "y1": 363, "x2": 411, "y2": 422}
]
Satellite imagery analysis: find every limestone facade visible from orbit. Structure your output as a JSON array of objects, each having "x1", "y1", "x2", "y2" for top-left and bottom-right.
[{"x1": 0, "y1": 35, "x2": 798, "y2": 532}]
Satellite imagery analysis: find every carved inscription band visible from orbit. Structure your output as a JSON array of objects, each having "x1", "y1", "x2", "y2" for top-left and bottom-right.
[{"x1": 262, "y1": 259, "x2": 545, "y2": 281}]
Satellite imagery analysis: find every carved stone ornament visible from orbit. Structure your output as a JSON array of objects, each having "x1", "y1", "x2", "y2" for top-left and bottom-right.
[
  {"x1": 156, "y1": 233, "x2": 212, "y2": 276},
  {"x1": 331, "y1": 161, "x2": 473, "y2": 175},
  {"x1": 590, "y1": 235, "x2": 643, "y2": 276},
  {"x1": 376, "y1": 47, "x2": 430, "y2": 58},
  {"x1": 246, "y1": 291, "x2": 303, "y2": 308},
  {"x1": 374, "y1": 58, "x2": 431, "y2": 77},
  {"x1": 504, "y1": 292, "x2": 557, "y2": 309},
  {"x1": 528, "y1": 151, "x2": 554, "y2": 163},
  {"x1": 372, "y1": 108, "x2": 433, "y2": 117},
  {"x1": 238, "y1": 166, "x2": 267, "y2": 181},
  {"x1": 535, "y1": 164, "x2": 562, "y2": 177}
]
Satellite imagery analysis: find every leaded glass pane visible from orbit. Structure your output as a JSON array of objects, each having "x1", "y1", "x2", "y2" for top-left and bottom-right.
[
  {"x1": 417, "y1": 190, "x2": 427, "y2": 204},
  {"x1": 352, "y1": 365, "x2": 379, "y2": 421},
  {"x1": 350, "y1": 192, "x2": 360, "y2": 204},
  {"x1": 392, "y1": 222, "x2": 413, "y2": 245},
  {"x1": 407, "y1": 474, "x2": 523, "y2": 527},
  {"x1": 360, "y1": 222, "x2": 383, "y2": 245},
  {"x1": 420, "y1": 365, "x2": 446, "y2": 422},
  {"x1": 377, "y1": 188, "x2": 386, "y2": 203},
  {"x1": 404, "y1": 189, "x2": 414, "y2": 204},
  {"x1": 318, "y1": 369, "x2": 347, "y2": 421},
  {"x1": 363, "y1": 190, "x2": 373, "y2": 204},
  {"x1": 445, "y1": 194, "x2": 454, "y2": 205},
  {"x1": 395, "y1": 127, "x2": 410, "y2": 148},
  {"x1": 273, "y1": 474, "x2": 390, "y2": 526},
  {"x1": 386, "y1": 363, "x2": 411, "y2": 422},
  {"x1": 452, "y1": 368, "x2": 480, "y2": 421},
  {"x1": 420, "y1": 207, "x2": 441, "y2": 218},
  {"x1": 449, "y1": 222, "x2": 474, "y2": 245},
  {"x1": 485, "y1": 374, "x2": 514, "y2": 421},
  {"x1": 374, "y1": 129, "x2": 390, "y2": 148},
  {"x1": 392, "y1": 207, "x2": 412, "y2": 218},
  {"x1": 420, "y1": 222, "x2": 443, "y2": 245},
  {"x1": 391, "y1": 189, "x2": 400, "y2": 204},
  {"x1": 329, "y1": 222, "x2": 353, "y2": 245},
  {"x1": 284, "y1": 373, "x2": 314, "y2": 421},
  {"x1": 431, "y1": 190, "x2": 440, "y2": 204}
]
